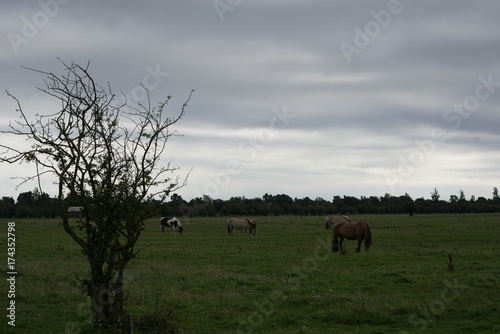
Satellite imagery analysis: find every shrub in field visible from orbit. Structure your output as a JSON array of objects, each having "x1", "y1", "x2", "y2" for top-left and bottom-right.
[{"x1": 135, "y1": 305, "x2": 179, "y2": 334}]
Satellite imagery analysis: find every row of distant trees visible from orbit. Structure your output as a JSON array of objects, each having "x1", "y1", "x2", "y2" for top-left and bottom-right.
[
  {"x1": 2, "y1": 187, "x2": 500, "y2": 218},
  {"x1": 162, "y1": 188, "x2": 500, "y2": 216}
]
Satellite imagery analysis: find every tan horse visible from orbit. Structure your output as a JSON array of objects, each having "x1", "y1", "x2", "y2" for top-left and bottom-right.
[
  {"x1": 325, "y1": 215, "x2": 350, "y2": 230},
  {"x1": 227, "y1": 218, "x2": 256, "y2": 235},
  {"x1": 331, "y1": 220, "x2": 372, "y2": 253}
]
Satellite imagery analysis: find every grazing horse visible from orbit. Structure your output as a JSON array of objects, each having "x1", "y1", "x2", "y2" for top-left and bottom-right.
[
  {"x1": 331, "y1": 220, "x2": 372, "y2": 253},
  {"x1": 227, "y1": 218, "x2": 256, "y2": 235},
  {"x1": 325, "y1": 215, "x2": 350, "y2": 230},
  {"x1": 160, "y1": 217, "x2": 184, "y2": 235}
]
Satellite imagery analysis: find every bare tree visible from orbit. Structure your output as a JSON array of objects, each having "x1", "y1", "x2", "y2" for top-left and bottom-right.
[
  {"x1": 458, "y1": 189, "x2": 466, "y2": 202},
  {"x1": 0, "y1": 60, "x2": 193, "y2": 326},
  {"x1": 430, "y1": 188, "x2": 440, "y2": 202}
]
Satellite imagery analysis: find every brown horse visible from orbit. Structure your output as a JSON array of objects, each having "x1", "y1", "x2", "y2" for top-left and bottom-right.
[
  {"x1": 331, "y1": 220, "x2": 372, "y2": 253},
  {"x1": 325, "y1": 215, "x2": 350, "y2": 230}
]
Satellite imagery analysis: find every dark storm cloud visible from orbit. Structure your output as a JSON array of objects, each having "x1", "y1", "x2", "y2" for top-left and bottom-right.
[{"x1": 1, "y1": 0, "x2": 499, "y2": 201}]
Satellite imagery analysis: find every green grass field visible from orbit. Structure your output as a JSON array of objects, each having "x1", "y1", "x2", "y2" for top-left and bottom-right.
[{"x1": 2, "y1": 214, "x2": 499, "y2": 333}]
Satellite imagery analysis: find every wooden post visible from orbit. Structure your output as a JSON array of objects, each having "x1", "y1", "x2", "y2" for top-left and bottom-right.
[
  {"x1": 122, "y1": 315, "x2": 133, "y2": 334},
  {"x1": 447, "y1": 254, "x2": 455, "y2": 272}
]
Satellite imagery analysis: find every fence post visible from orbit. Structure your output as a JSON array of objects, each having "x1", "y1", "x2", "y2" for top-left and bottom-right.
[{"x1": 122, "y1": 314, "x2": 133, "y2": 334}]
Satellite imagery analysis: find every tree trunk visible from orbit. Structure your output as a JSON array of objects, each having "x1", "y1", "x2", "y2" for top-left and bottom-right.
[
  {"x1": 87, "y1": 246, "x2": 133, "y2": 327},
  {"x1": 89, "y1": 281, "x2": 112, "y2": 325}
]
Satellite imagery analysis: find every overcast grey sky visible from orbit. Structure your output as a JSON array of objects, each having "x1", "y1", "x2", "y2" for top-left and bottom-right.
[{"x1": 1, "y1": 0, "x2": 499, "y2": 202}]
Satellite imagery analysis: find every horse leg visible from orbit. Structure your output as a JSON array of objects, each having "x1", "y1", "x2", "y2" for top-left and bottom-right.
[
  {"x1": 332, "y1": 235, "x2": 339, "y2": 252},
  {"x1": 339, "y1": 236, "x2": 345, "y2": 254},
  {"x1": 355, "y1": 238, "x2": 361, "y2": 252}
]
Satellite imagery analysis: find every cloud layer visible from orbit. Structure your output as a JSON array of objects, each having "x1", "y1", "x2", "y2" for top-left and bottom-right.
[{"x1": 1, "y1": 0, "x2": 499, "y2": 201}]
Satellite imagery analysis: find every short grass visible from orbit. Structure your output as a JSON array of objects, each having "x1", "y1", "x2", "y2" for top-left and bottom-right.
[{"x1": 1, "y1": 214, "x2": 499, "y2": 333}]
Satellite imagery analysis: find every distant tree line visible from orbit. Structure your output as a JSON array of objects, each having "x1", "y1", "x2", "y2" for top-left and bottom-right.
[
  {"x1": 2, "y1": 187, "x2": 500, "y2": 218},
  {"x1": 0, "y1": 188, "x2": 59, "y2": 218}
]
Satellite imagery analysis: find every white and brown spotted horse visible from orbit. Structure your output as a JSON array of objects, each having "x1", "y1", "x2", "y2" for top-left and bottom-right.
[{"x1": 160, "y1": 217, "x2": 184, "y2": 235}]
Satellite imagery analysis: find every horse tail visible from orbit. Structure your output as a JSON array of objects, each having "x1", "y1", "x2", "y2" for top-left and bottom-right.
[{"x1": 364, "y1": 221, "x2": 372, "y2": 251}]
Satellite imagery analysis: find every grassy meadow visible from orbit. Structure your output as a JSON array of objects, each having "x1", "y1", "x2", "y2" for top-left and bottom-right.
[{"x1": 1, "y1": 214, "x2": 499, "y2": 333}]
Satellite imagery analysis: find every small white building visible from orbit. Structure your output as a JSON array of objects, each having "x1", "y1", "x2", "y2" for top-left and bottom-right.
[{"x1": 67, "y1": 206, "x2": 84, "y2": 218}]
